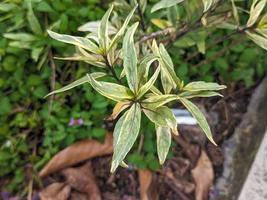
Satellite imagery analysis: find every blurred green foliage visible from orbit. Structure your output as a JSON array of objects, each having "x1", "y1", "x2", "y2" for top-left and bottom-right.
[{"x1": 0, "y1": 0, "x2": 266, "y2": 194}]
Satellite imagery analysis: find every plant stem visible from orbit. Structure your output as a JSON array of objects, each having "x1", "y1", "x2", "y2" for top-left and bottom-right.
[{"x1": 104, "y1": 55, "x2": 122, "y2": 84}]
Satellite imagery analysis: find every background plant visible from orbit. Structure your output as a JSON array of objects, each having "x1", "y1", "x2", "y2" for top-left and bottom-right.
[{"x1": 0, "y1": 0, "x2": 266, "y2": 194}]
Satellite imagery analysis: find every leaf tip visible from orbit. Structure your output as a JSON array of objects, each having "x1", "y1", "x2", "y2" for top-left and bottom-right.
[{"x1": 110, "y1": 161, "x2": 118, "y2": 173}]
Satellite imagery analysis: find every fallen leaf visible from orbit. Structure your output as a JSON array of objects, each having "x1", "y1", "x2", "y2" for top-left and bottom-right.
[
  {"x1": 191, "y1": 150, "x2": 214, "y2": 200},
  {"x1": 39, "y1": 133, "x2": 113, "y2": 177},
  {"x1": 165, "y1": 172, "x2": 195, "y2": 194},
  {"x1": 39, "y1": 182, "x2": 71, "y2": 200},
  {"x1": 70, "y1": 191, "x2": 88, "y2": 200},
  {"x1": 138, "y1": 169, "x2": 158, "y2": 200},
  {"x1": 61, "y1": 162, "x2": 101, "y2": 200}
]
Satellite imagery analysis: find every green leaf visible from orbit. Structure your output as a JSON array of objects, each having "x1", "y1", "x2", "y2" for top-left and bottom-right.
[
  {"x1": 247, "y1": 0, "x2": 267, "y2": 27},
  {"x1": 246, "y1": 31, "x2": 267, "y2": 50},
  {"x1": 183, "y1": 81, "x2": 226, "y2": 92},
  {"x1": 167, "y1": 6, "x2": 179, "y2": 25},
  {"x1": 111, "y1": 103, "x2": 141, "y2": 172},
  {"x1": 179, "y1": 98, "x2": 216, "y2": 145},
  {"x1": 156, "y1": 126, "x2": 171, "y2": 164},
  {"x1": 151, "y1": 0, "x2": 184, "y2": 13},
  {"x1": 142, "y1": 94, "x2": 179, "y2": 108},
  {"x1": 47, "y1": 30, "x2": 100, "y2": 54},
  {"x1": 137, "y1": 67, "x2": 160, "y2": 99},
  {"x1": 98, "y1": 5, "x2": 113, "y2": 53},
  {"x1": 87, "y1": 74, "x2": 134, "y2": 102},
  {"x1": 108, "y1": 5, "x2": 137, "y2": 52},
  {"x1": 123, "y1": 22, "x2": 139, "y2": 93},
  {"x1": 3, "y1": 33, "x2": 37, "y2": 42},
  {"x1": 143, "y1": 106, "x2": 178, "y2": 134},
  {"x1": 27, "y1": 2, "x2": 42, "y2": 35},
  {"x1": 45, "y1": 72, "x2": 106, "y2": 98},
  {"x1": 0, "y1": 3, "x2": 16, "y2": 12}
]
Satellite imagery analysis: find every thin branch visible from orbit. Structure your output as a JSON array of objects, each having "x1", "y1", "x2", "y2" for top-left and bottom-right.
[{"x1": 139, "y1": 28, "x2": 174, "y2": 43}]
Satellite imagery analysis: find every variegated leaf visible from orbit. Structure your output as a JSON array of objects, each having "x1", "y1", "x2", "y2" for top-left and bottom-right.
[
  {"x1": 180, "y1": 98, "x2": 217, "y2": 145},
  {"x1": 111, "y1": 103, "x2": 141, "y2": 172},
  {"x1": 87, "y1": 74, "x2": 134, "y2": 102},
  {"x1": 156, "y1": 126, "x2": 172, "y2": 164}
]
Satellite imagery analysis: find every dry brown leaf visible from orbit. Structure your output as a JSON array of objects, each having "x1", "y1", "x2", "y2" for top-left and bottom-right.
[
  {"x1": 165, "y1": 172, "x2": 195, "y2": 194},
  {"x1": 70, "y1": 191, "x2": 88, "y2": 200},
  {"x1": 39, "y1": 182, "x2": 71, "y2": 200},
  {"x1": 138, "y1": 169, "x2": 158, "y2": 200},
  {"x1": 107, "y1": 102, "x2": 130, "y2": 120},
  {"x1": 191, "y1": 150, "x2": 214, "y2": 200},
  {"x1": 39, "y1": 133, "x2": 113, "y2": 177},
  {"x1": 61, "y1": 162, "x2": 101, "y2": 200}
]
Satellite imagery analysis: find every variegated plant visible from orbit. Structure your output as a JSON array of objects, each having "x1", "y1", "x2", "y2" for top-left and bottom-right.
[{"x1": 45, "y1": 0, "x2": 266, "y2": 172}]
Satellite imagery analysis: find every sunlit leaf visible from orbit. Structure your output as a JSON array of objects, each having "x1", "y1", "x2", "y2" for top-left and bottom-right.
[
  {"x1": 99, "y1": 5, "x2": 113, "y2": 53},
  {"x1": 247, "y1": 0, "x2": 267, "y2": 27},
  {"x1": 45, "y1": 72, "x2": 106, "y2": 98},
  {"x1": 151, "y1": 0, "x2": 184, "y2": 13},
  {"x1": 108, "y1": 5, "x2": 137, "y2": 52},
  {"x1": 246, "y1": 31, "x2": 267, "y2": 50},
  {"x1": 183, "y1": 81, "x2": 226, "y2": 92},
  {"x1": 178, "y1": 91, "x2": 223, "y2": 99},
  {"x1": 202, "y1": 0, "x2": 213, "y2": 12},
  {"x1": 47, "y1": 30, "x2": 100, "y2": 54},
  {"x1": 78, "y1": 21, "x2": 117, "y2": 34},
  {"x1": 87, "y1": 74, "x2": 134, "y2": 102},
  {"x1": 142, "y1": 94, "x2": 179, "y2": 108},
  {"x1": 156, "y1": 126, "x2": 171, "y2": 164},
  {"x1": 111, "y1": 103, "x2": 141, "y2": 172},
  {"x1": 179, "y1": 98, "x2": 217, "y2": 145},
  {"x1": 123, "y1": 22, "x2": 139, "y2": 93}
]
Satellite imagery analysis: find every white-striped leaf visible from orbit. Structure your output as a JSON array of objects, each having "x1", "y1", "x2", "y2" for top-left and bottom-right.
[
  {"x1": 156, "y1": 126, "x2": 172, "y2": 164},
  {"x1": 122, "y1": 22, "x2": 139, "y2": 93},
  {"x1": 45, "y1": 72, "x2": 106, "y2": 98},
  {"x1": 47, "y1": 30, "x2": 100, "y2": 54},
  {"x1": 87, "y1": 73, "x2": 134, "y2": 102},
  {"x1": 111, "y1": 103, "x2": 141, "y2": 172},
  {"x1": 179, "y1": 98, "x2": 217, "y2": 145}
]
